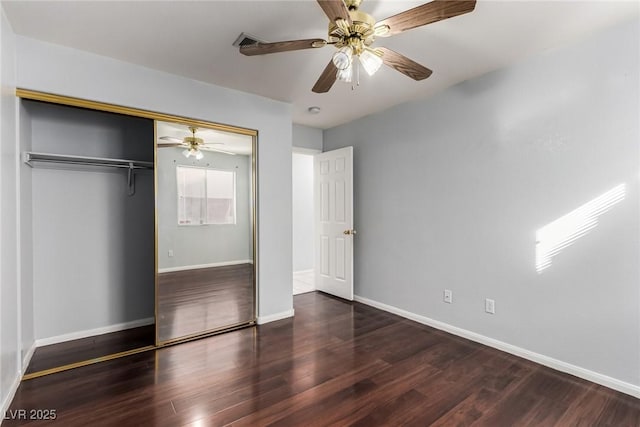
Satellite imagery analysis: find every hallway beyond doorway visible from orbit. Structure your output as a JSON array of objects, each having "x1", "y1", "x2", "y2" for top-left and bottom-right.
[{"x1": 293, "y1": 270, "x2": 314, "y2": 295}]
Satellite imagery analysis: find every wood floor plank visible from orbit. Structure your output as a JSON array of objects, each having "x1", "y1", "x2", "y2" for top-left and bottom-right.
[
  {"x1": 349, "y1": 389, "x2": 431, "y2": 427},
  {"x1": 228, "y1": 359, "x2": 390, "y2": 426},
  {"x1": 319, "y1": 362, "x2": 441, "y2": 427},
  {"x1": 5, "y1": 292, "x2": 639, "y2": 426}
]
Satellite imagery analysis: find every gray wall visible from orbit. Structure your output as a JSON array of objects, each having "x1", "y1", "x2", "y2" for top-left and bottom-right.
[
  {"x1": 293, "y1": 124, "x2": 322, "y2": 151},
  {"x1": 16, "y1": 35, "x2": 293, "y2": 323},
  {"x1": 292, "y1": 152, "x2": 314, "y2": 272},
  {"x1": 0, "y1": 5, "x2": 18, "y2": 413},
  {"x1": 157, "y1": 148, "x2": 252, "y2": 269},
  {"x1": 324, "y1": 20, "x2": 639, "y2": 387},
  {"x1": 26, "y1": 101, "x2": 155, "y2": 340}
]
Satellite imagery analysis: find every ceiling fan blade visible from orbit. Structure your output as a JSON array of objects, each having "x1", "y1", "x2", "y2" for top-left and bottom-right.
[
  {"x1": 376, "y1": 0, "x2": 476, "y2": 37},
  {"x1": 240, "y1": 39, "x2": 327, "y2": 56},
  {"x1": 317, "y1": 0, "x2": 352, "y2": 25},
  {"x1": 377, "y1": 47, "x2": 432, "y2": 81},
  {"x1": 200, "y1": 146, "x2": 236, "y2": 156},
  {"x1": 158, "y1": 143, "x2": 183, "y2": 148},
  {"x1": 312, "y1": 60, "x2": 338, "y2": 93},
  {"x1": 159, "y1": 136, "x2": 183, "y2": 144}
]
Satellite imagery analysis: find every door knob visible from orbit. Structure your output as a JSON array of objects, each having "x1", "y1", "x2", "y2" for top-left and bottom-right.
[{"x1": 343, "y1": 229, "x2": 357, "y2": 235}]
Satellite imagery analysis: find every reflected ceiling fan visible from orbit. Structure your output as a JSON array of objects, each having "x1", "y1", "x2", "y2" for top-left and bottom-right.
[
  {"x1": 158, "y1": 126, "x2": 235, "y2": 159},
  {"x1": 239, "y1": 0, "x2": 476, "y2": 93}
]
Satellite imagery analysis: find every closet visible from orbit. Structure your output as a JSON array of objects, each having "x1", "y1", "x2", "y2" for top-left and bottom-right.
[
  {"x1": 22, "y1": 99, "x2": 156, "y2": 375},
  {"x1": 18, "y1": 91, "x2": 257, "y2": 379}
]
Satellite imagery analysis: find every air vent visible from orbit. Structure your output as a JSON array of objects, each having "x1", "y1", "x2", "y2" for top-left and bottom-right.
[{"x1": 232, "y1": 32, "x2": 266, "y2": 48}]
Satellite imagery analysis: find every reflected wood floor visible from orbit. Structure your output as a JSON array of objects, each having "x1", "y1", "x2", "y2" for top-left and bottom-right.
[
  {"x1": 157, "y1": 264, "x2": 254, "y2": 342},
  {"x1": 25, "y1": 325, "x2": 155, "y2": 375},
  {"x1": 6, "y1": 292, "x2": 640, "y2": 426}
]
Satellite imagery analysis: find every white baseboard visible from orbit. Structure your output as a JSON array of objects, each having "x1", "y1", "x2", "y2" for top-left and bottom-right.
[
  {"x1": 293, "y1": 269, "x2": 314, "y2": 275},
  {"x1": 159, "y1": 259, "x2": 253, "y2": 274},
  {"x1": 21, "y1": 342, "x2": 35, "y2": 374},
  {"x1": 35, "y1": 317, "x2": 155, "y2": 347},
  {"x1": 0, "y1": 371, "x2": 22, "y2": 425},
  {"x1": 354, "y1": 295, "x2": 640, "y2": 399},
  {"x1": 0, "y1": 342, "x2": 36, "y2": 424},
  {"x1": 257, "y1": 309, "x2": 295, "y2": 325}
]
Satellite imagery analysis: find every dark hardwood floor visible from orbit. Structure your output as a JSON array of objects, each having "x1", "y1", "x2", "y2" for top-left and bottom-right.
[
  {"x1": 157, "y1": 264, "x2": 254, "y2": 342},
  {"x1": 25, "y1": 325, "x2": 155, "y2": 375},
  {"x1": 6, "y1": 292, "x2": 639, "y2": 426}
]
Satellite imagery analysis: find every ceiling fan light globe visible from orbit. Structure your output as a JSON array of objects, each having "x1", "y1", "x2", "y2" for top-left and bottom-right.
[
  {"x1": 359, "y1": 48, "x2": 383, "y2": 76},
  {"x1": 332, "y1": 47, "x2": 353, "y2": 71},
  {"x1": 182, "y1": 148, "x2": 191, "y2": 158},
  {"x1": 336, "y1": 65, "x2": 353, "y2": 83},
  {"x1": 195, "y1": 150, "x2": 204, "y2": 160}
]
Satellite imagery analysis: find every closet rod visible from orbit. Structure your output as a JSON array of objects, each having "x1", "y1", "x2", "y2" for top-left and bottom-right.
[{"x1": 23, "y1": 152, "x2": 153, "y2": 170}]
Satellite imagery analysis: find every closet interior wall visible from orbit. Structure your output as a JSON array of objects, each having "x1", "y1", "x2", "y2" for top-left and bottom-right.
[{"x1": 22, "y1": 100, "x2": 155, "y2": 344}]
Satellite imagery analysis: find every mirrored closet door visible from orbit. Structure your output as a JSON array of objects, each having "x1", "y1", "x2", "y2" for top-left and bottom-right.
[{"x1": 155, "y1": 120, "x2": 256, "y2": 344}]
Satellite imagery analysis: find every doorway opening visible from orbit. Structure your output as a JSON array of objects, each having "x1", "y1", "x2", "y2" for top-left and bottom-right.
[{"x1": 292, "y1": 151, "x2": 316, "y2": 295}]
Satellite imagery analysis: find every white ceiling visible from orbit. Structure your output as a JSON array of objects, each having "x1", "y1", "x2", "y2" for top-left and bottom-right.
[{"x1": 3, "y1": 1, "x2": 638, "y2": 129}]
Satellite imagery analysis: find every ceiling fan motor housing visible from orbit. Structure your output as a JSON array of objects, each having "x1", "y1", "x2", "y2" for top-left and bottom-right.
[
  {"x1": 185, "y1": 126, "x2": 204, "y2": 146},
  {"x1": 184, "y1": 136, "x2": 204, "y2": 146},
  {"x1": 328, "y1": 10, "x2": 376, "y2": 54}
]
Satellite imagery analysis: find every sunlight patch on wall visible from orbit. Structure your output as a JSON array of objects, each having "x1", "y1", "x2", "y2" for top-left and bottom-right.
[{"x1": 536, "y1": 183, "x2": 626, "y2": 273}]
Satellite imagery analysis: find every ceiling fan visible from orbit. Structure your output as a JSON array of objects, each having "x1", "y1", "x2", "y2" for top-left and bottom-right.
[
  {"x1": 239, "y1": 0, "x2": 476, "y2": 93},
  {"x1": 158, "y1": 126, "x2": 236, "y2": 159}
]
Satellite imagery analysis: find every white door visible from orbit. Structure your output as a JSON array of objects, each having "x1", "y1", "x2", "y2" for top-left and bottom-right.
[{"x1": 314, "y1": 147, "x2": 354, "y2": 300}]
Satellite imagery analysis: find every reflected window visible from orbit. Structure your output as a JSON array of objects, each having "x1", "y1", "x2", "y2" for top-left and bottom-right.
[
  {"x1": 535, "y1": 183, "x2": 625, "y2": 273},
  {"x1": 177, "y1": 166, "x2": 236, "y2": 225}
]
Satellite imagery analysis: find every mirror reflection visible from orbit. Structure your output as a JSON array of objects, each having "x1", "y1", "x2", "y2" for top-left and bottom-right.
[{"x1": 156, "y1": 121, "x2": 255, "y2": 344}]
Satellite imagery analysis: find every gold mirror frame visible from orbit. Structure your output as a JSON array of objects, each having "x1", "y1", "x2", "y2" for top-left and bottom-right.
[{"x1": 16, "y1": 89, "x2": 258, "y2": 379}]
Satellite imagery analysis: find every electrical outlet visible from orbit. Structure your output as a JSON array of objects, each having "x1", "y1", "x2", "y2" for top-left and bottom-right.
[
  {"x1": 443, "y1": 289, "x2": 453, "y2": 304},
  {"x1": 168, "y1": 250, "x2": 174, "y2": 257},
  {"x1": 485, "y1": 298, "x2": 495, "y2": 314}
]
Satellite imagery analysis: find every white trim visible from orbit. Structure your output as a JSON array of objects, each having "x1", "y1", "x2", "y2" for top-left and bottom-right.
[
  {"x1": 35, "y1": 317, "x2": 155, "y2": 347},
  {"x1": 158, "y1": 259, "x2": 253, "y2": 274},
  {"x1": 15, "y1": 95, "x2": 22, "y2": 393},
  {"x1": 293, "y1": 269, "x2": 314, "y2": 275},
  {"x1": 257, "y1": 309, "x2": 294, "y2": 325},
  {"x1": 0, "y1": 372, "x2": 21, "y2": 425},
  {"x1": 292, "y1": 147, "x2": 321, "y2": 155},
  {"x1": 20, "y1": 342, "x2": 35, "y2": 375},
  {"x1": 354, "y1": 295, "x2": 640, "y2": 399}
]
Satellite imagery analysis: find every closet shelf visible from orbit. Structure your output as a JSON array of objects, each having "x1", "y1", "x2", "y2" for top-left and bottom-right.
[{"x1": 23, "y1": 152, "x2": 153, "y2": 170}]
